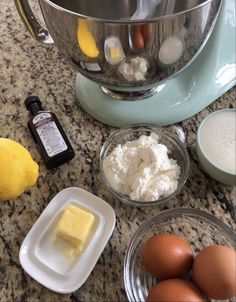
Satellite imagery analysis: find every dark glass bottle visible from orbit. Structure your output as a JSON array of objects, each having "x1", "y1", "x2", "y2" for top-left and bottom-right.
[{"x1": 25, "y1": 96, "x2": 75, "y2": 169}]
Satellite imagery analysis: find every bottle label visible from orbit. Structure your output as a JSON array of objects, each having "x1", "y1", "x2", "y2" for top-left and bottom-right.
[{"x1": 33, "y1": 113, "x2": 68, "y2": 157}]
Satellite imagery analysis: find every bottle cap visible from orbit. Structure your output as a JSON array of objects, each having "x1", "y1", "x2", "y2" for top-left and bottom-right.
[{"x1": 25, "y1": 96, "x2": 42, "y2": 111}]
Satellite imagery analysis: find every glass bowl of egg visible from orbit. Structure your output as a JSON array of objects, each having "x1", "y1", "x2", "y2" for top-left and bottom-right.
[
  {"x1": 124, "y1": 208, "x2": 236, "y2": 302},
  {"x1": 99, "y1": 124, "x2": 189, "y2": 206}
]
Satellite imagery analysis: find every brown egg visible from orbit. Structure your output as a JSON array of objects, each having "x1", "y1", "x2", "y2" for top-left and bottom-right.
[
  {"x1": 131, "y1": 25, "x2": 145, "y2": 49},
  {"x1": 192, "y1": 245, "x2": 236, "y2": 299},
  {"x1": 141, "y1": 23, "x2": 153, "y2": 45},
  {"x1": 142, "y1": 233, "x2": 193, "y2": 278},
  {"x1": 147, "y1": 279, "x2": 206, "y2": 302}
]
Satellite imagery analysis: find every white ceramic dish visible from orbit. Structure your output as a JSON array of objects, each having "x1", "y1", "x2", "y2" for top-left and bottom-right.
[{"x1": 19, "y1": 187, "x2": 116, "y2": 294}]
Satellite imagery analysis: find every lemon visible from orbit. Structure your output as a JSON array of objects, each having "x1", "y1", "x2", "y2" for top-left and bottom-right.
[
  {"x1": 0, "y1": 138, "x2": 39, "y2": 201},
  {"x1": 77, "y1": 20, "x2": 99, "y2": 58}
]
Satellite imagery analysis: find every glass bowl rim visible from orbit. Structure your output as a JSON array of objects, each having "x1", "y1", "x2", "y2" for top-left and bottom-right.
[
  {"x1": 99, "y1": 124, "x2": 190, "y2": 207},
  {"x1": 123, "y1": 207, "x2": 236, "y2": 302}
]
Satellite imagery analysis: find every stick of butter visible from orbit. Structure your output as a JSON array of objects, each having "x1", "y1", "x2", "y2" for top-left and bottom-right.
[
  {"x1": 109, "y1": 47, "x2": 121, "y2": 61},
  {"x1": 55, "y1": 205, "x2": 95, "y2": 256}
]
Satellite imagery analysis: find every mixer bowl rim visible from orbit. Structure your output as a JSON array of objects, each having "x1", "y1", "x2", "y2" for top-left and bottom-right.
[{"x1": 41, "y1": 0, "x2": 220, "y2": 23}]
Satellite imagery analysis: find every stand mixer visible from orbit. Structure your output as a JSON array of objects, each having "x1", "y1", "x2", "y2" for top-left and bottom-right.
[{"x1": 15, "y1": 0, "x2": 235, "y2": 127}]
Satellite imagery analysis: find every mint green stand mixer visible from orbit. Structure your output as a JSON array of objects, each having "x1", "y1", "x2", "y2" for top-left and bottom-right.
[{"x1": 15, "y1": 0, "x2": 235, "y2": 127}]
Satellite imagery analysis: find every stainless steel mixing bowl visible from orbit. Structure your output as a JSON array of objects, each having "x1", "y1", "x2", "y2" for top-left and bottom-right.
[{"x1": 15, "y1": 0, "x2": 222, "y2": 99}]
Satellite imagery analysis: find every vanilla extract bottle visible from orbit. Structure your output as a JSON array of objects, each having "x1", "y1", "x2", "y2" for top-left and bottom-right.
[{"x1": 25, "y1": 96, "x2": 75, "y2": 169}]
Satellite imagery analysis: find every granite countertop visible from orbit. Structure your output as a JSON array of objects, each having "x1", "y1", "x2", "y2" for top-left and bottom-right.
[{"x1": 0, "y1": 1, "x2": 235, "y2": 302}]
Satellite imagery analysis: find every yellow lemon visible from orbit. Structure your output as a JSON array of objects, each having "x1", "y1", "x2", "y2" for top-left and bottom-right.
[
  {"x1": 0, "y1": 138, "x2": 39, "y2": 201},
  {"x1": 77, "y1": 20, "x2": 99, "y2": 58}
]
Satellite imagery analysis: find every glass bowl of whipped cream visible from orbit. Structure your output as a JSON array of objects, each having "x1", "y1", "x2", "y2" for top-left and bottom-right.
[{"x1": 100, "y1": 124, "x2": 189, "y2": 206}]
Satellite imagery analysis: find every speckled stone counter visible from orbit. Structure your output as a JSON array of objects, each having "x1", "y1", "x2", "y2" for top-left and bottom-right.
[{"x1": 0, "y1": 1, "x2": 235, "y2": 302}]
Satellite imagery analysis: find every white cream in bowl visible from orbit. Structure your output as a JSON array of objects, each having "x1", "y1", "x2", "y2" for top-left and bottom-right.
[
  {"x1": 103, "y1": 133, "x2": 181, "y2": 201},
  {"x1": 197, "y1": 109, "x2": 236, "y2": 185}
]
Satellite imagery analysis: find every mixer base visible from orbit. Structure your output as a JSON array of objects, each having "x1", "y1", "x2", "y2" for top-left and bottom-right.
[{"x1": 75, "y1": 0, "x2": 235, "y2": 127}]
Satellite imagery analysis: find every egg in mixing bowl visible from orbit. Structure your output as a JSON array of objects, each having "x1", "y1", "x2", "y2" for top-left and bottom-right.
[
  {"x1": 141, "y1": 233, "x2": 193, "y2": 278},
  {"x1": 192, "y1": 245, "x2": 236, "y2": 300},
  {"x1": 147, "y1": 279, "x2": 205, "y2": 302}
]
